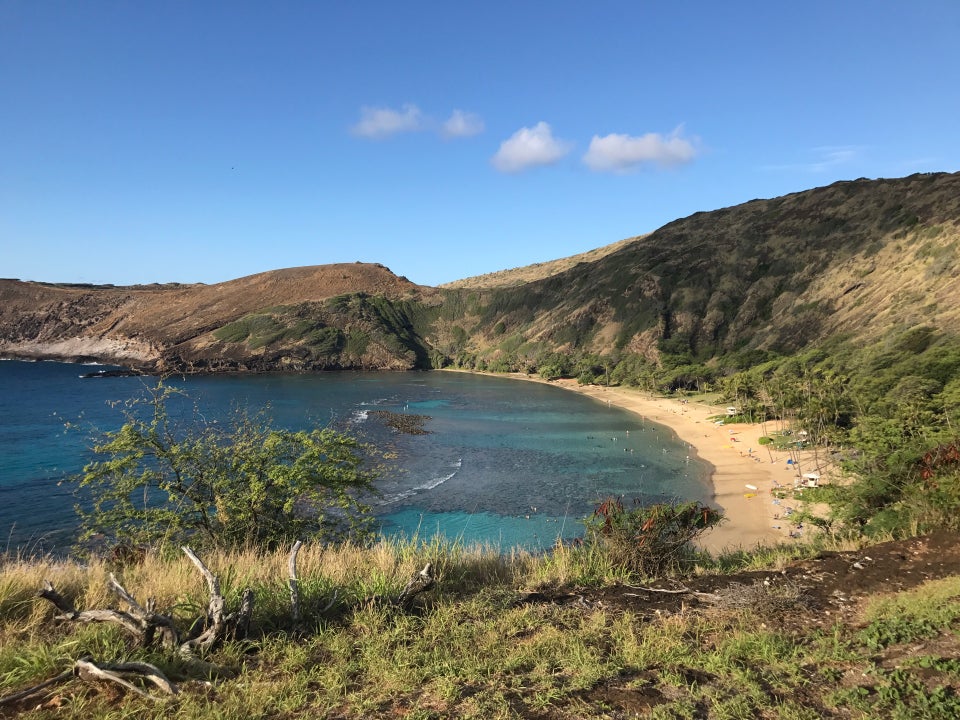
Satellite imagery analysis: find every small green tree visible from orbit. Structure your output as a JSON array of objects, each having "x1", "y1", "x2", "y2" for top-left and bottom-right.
[{"x1": 76, "y1": 383, "x2": 377, "y2": 550}]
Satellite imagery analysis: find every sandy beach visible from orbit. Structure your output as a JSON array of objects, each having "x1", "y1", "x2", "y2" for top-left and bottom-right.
[{"x1": 486, "y1": 373, "x2": 808, "y2": 554}]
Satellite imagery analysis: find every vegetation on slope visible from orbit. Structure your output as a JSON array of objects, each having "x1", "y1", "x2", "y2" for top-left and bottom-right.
[
  {"x1": 439, "y1": 235, "x2": 643, "y2": 290},
  {"x1": 4, "y1": 173, "x2": 958, "y2": 384},
  {"x1": 0, "y1": 263, "x2": 439, "y2": 371},
  {"x1": 199, "y1": 293, "x2": 441, "y2": 371},
  {"x1": 3, "y1": 532, "x2": 960, "y2": 718},
  {"x1": 443, "y1": 172, "x2": 960, "y2": 371},
  {"x1": 423, "y1": 173, "x2": 960, "y2": 542}
]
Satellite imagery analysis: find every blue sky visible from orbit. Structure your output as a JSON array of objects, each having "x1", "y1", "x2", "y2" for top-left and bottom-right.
[{"x1": 2, "y1": 1, "x2": 958, "y2": 287}]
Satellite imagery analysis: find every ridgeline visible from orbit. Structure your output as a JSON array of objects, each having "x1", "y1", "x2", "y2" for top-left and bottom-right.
[{"x1": 2, "y1": 172, "x2": 958, "y2": 378}]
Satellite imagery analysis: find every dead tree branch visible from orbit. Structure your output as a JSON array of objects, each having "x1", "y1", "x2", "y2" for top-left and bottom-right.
[
  {"x1": 0, "y1": 669, "x2": 73, "y2": 707},
  {"x1": 38, "y1": 546, "x2": 252, "y2": 676},
  {"x1": 179, "y1": 545, "x2": 253, "y2": 654},
  {"x1": 74, "y1": 657, "x2": 177, "y2": 700},
  {"x1": 229, "y1": 587, "x2": 254, "y2": 640},
  {"x1": 106, "y1": 661, "x2": 178, "y2": 696},
  {"x1": 288, "y1": 540, "x2": 303, "y2": 627},
  {"x1": 180, "y1": 545, "x2": 227, "y2": 653},
  {"x1": 107, "y1": 573, "x2": 180, "y2": 647},
  {"x1": 622, "y1": 582, "x2": 720, "y2": 603},
  {"x1": 396, "y1": 563, "x2": 435, "y2": 610},
  {"x1": 0, "y1": 658, "x2": 177, "y2": 707},
  {"x1": 320, "y1": 589, "x2": 338, "y2": 614},
  {"x1": 38, "y1": 578, "x2": 179, "y2": 648}
]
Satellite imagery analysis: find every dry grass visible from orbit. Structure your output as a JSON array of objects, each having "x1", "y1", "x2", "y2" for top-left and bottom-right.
[{"x1": 3, "y1": 536, "x2": 960, "y2": 719}]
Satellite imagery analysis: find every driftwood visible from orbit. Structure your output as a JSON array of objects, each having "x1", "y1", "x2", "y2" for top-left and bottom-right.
[
  {"x1": 396, "y1": 563, "x2": 435, "y2": 610},
  {"x1": 0, "y1": 657, "x2": 176, "y2": 707}
]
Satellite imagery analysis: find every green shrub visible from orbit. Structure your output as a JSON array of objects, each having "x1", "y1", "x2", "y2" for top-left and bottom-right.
[{"x1": 582, "y1": 498, "x2": 723, "y2": 578}]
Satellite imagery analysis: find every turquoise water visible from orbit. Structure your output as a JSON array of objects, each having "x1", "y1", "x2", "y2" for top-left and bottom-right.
[{"x1": 0, "y1": 360, "x2": 710, "y2": 552}]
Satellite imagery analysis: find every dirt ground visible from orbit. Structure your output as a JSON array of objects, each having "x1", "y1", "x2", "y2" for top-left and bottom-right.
[
  {"x1": 517, "y1": 531, "x2": 960, "y2": 718},
  {"x1": 532, "y1": 531, "x2": 960, "y2": 630}
]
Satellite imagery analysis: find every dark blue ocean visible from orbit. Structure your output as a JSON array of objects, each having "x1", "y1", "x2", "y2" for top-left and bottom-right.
[{"x1": 0, "y1": 360, "x2": 710, "y2": 553}]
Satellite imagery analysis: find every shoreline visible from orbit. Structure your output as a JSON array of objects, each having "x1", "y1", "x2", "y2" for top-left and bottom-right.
[{"x1": 457, "y1": 371, "x2": 803, "y2": 554}]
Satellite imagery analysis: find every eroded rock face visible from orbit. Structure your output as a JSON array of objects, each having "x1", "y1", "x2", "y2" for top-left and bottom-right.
[{"x1": 0, "y1": 336, "x2": 161, "y2": 368}]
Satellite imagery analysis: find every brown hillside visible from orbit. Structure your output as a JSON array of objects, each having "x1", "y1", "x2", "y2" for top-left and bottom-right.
[
  {"x1": 108, "y1": 263, "x2": 430, "y2": 341},
  {"x1": 0, "y1": 263, "x2": 435, "y2": 369}
]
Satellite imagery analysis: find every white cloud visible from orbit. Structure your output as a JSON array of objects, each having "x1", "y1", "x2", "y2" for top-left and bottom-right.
[
  {"x1": 442, "y1": 109, "x2": 485, "y2": 138},
  {"x1": 491, "y1": 122, "x2": 572, "y2": 173},
  {"x1": 583, "y1": 128, "x2": 698, "y2": 172},
  {"x1": 350, "y1": 103, "x2": 425, "y2": 139}
]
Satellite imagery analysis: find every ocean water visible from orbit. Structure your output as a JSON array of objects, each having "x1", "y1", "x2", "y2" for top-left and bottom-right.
[{"x1": 0, "y1": 360, "x2": 710, "y2": 553}]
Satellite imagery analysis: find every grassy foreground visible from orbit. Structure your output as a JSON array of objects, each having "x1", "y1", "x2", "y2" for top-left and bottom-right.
[{"x1": 2, "y1": 537, "x2": 960, "y2": 719}]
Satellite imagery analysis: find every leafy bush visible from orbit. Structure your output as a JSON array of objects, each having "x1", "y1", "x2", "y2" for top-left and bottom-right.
[{"x1": 582, "y1": 498, "x2": 723, "y2": 578}]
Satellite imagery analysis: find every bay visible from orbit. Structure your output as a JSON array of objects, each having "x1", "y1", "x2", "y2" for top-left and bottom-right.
[{"x1": 0, "y1": 360, "x2": 710, "y2": 553}]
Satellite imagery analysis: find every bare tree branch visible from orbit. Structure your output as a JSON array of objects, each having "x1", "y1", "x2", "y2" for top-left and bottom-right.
[
  {"x1": 288, "y1": 540, "x2": 303, "y2": 627},
  {"x1": 396, "y1": 563, "x2": 435, "y2": 610},
  {"x1": 320, "y1": 588, "x2": 339, "y2": 614},
  {"x1": 37, "y1": 581, "x2": 76, "y2": 616},
  {"x1": 179, "y1": 545, "x2": 252, "y2": 654},
  {"x1": 107, "y1": 573, "x2": 180, "y2": 647},
  {"x1": 0, "y1": 670, "x2": 73, "y2": 707},
  {"x1": 39, "y1": 580, "x2": 152, "y2": 642},
  {"x1": 74, "y1": 658, "x2": 154, "y2": 700},
  {"x1": 229, "y1": 587, "x2": 254, "y2": 641},
  {"x1": 106, "y1": 661, "x2": 178, "y2": 696},
  {"x1": 622, "y1": 582, "x2": 720, "y2": 603}
]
